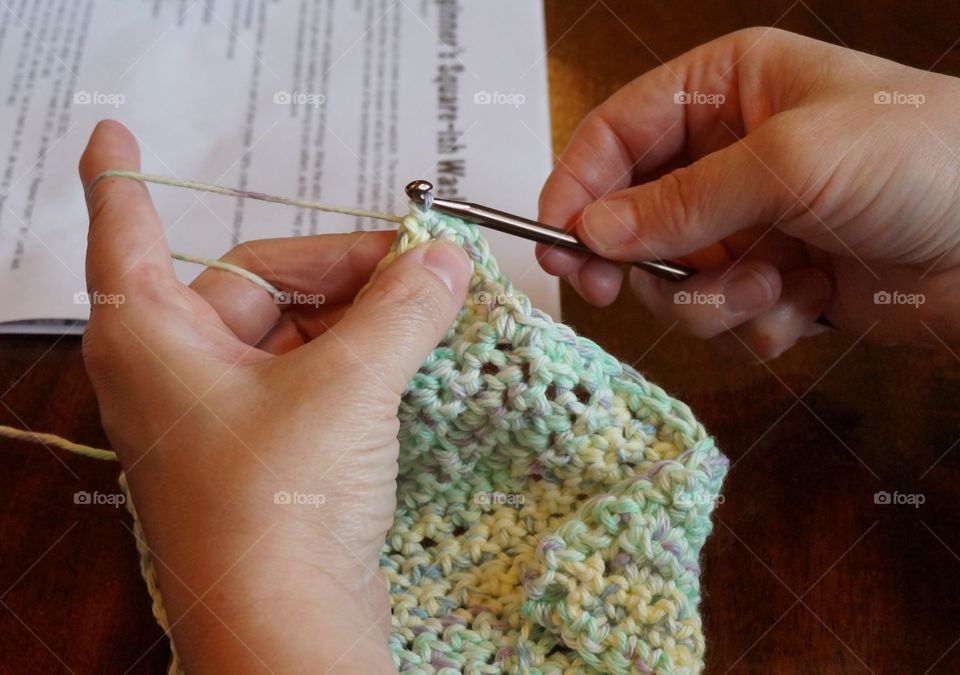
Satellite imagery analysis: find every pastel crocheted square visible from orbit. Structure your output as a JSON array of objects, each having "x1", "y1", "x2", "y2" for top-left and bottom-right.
[
  {"x1": 124, "y1": 199, "x2": 728, "y2": 675},
  {"x1": 377, "y1": 205, "x2": 728, "y2": 674}
]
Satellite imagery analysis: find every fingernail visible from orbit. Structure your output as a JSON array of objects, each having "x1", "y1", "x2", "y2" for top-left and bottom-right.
[
  {"x1": 723, "y1": 268, "x2": 775, "y2": 314},
  {"x1": 420, "y1": 241, "x2": 471, "y2": 294},
  {"x1": 581, "y1": 199, "x2": 638, "y2": 251}
]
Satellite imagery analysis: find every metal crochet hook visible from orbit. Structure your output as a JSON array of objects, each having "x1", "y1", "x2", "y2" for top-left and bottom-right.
[{"x1": 404, "y1": 180, "x2": 696, "y2": 282}]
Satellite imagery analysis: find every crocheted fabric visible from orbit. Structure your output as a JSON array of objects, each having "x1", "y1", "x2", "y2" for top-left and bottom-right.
[
  {"x1": 379, "y1": 205, "x2": 727, "y2": 674},
  {"x1": 131, "y1": 203, "x2": 728, "y2": 675}
]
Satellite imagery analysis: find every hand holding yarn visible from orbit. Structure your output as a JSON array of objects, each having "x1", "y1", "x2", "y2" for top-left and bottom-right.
[
  {"x1": 79, "y1": 121, "x2": 470, "y2": 673},
  {"x1": 538, "y1": 28, "x2": 960, "y2": 359}
]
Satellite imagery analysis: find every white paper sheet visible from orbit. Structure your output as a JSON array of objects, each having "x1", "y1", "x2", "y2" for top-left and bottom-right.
[{"x1": 0, "y1": 0, "x2": 558, "y2": 334}]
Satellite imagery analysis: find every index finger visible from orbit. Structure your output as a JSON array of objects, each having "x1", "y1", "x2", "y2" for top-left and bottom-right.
[
  {"x1": 79, "y1": 120, "x2": 175, "y2": 299},
  {"x1": 189, "y1": 231, "x2": 396, "y2": 345},
  {"x1": 536, "y1": 28, "x2": 813, "y2": 273}
]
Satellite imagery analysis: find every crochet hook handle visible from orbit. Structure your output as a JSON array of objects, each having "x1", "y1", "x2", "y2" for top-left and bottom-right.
[
  {"x1": 404, "y1": 180, "x2": 696, "y2": 282},
  {"x1": 404, "y1": 180, "x2": 836, "y2": 328}
]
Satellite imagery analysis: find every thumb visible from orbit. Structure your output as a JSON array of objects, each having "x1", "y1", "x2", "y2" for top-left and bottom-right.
[
  {"x1": 576, "y1": 133, "x2": 791, "y2": 261},
  {"x1": 309, "y1": 240, "x2": 471, "y2": 395}
]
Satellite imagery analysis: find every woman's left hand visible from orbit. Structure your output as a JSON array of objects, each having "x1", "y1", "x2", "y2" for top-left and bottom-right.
[{"x1": 80, "y1": 120, "x2": 470, "y2": 674}]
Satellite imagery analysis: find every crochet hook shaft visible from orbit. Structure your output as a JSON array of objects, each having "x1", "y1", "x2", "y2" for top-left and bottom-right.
[{"x1": 404, "y1": 180, "x2": 696, "y2": 282}]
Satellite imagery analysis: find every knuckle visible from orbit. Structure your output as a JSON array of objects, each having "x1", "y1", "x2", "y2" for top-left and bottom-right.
[
  {"x1": 651, "y1": 169, "x2": 695, "y2": 243},
  {"x1": 222, "y1": 241, "x2": 258, "y2": 268},
  {"x1": 322, "y1": 336, "x2": 373, "y2": 378},
  {"x1": 759, "y1": 108, "x2": 823, "y2": 160},
  {"x1": 369, "y1": 271, "x2": 449, "y2": 329},
  {"x1": 575, "y1": 113, "x2": 606, "y2": 153},
  {"x1": 578, "y1": 111, "x2": 633, "y2": 180},
  {"x1": 81, "y1": 319, "x2": 124, "y2": 384},
  {"x1": 753, "y1": 113, "x2": 831, "y2": 220},
  {"x1": 123, "y1": 264, "x2": 176, "y2": 307},
  {"x1": 86, "y1": 179, "x2": 149, "y2": 227},
  {"x1": 748, "y1": 122, "x2": 799, "y2": 187},
  {"x1": 321, "y1": 335, "x2": 406, "y2": 401},
  {"x1": 728, "y1": 26, "x2": 793, "y2": 56}
]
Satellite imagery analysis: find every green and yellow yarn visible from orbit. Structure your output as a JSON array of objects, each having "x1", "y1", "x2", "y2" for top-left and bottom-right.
[
  {"x1": 375, "y1": 204, "x2": 727, "y2": 674},
  {"x1": 7, "y1": 173, "x2": 726, "y2": 673}
]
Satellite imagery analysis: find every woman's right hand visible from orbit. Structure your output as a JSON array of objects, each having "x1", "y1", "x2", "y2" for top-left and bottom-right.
[{"x1": 537, "y1": 27, "x2": 960, "y2": 359}]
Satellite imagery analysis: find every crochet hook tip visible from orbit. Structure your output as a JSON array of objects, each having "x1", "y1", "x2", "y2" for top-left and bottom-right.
[
  {"x1": 405, "y1": 179, "x2": 434, "y2": 204},
  {"x1": 404, "y1": 178, "x2": 700, "y2": 284}
]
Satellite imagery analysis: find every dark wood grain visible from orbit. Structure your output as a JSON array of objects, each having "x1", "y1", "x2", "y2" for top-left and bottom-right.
[
  {"x1": 0, "y1": 335, "x2": 169, "y2": 672},
  {"x1": 1, "y1": 2, "x2": 958, "y2": 673}
]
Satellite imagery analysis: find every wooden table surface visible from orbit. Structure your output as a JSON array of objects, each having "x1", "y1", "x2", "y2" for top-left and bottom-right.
[{"x1": 1, "y1": 1, "x2": 958, "y2": 673}]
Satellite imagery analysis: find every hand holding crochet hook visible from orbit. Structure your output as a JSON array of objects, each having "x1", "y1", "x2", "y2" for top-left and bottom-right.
[
  {"x1": 537, "y1": 28, "x2": 960, "y2": 359},
  {"x1": 78, "y1": 26, "x2": 960, "y2": 675}
]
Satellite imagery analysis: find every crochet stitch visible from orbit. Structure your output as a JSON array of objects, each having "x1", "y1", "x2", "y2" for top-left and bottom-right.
[
  {"x1": 11, "y1": 177, "x2": 727, "y2": 674},
  {"x1": 371, "y1": 204, "x2": 726, "y2": 673}
]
